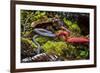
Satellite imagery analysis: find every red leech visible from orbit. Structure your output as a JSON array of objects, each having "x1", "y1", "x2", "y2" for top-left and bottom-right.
[
  {"x1": 56, "y1": 30, "x2": 70, "y2": 37},
  {"x1": 66, "y1": 37, "x2": 89, "y2": 43}
]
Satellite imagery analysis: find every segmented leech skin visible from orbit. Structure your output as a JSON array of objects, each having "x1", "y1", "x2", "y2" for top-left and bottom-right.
[
  {"x1": 67, "y1": 37, "x2": 89, "y2": 43},
  {"x1": 56, "y1": 30, "x2": 70, "y2": 36}
]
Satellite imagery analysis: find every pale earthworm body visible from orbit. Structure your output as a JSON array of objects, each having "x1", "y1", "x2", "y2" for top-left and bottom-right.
[
  {"x1": 33, "y1": 28, "x2": 56, "y2": 54},
  {"x1": 33, "y1": 28, "x2": 56, "y2": 37}
]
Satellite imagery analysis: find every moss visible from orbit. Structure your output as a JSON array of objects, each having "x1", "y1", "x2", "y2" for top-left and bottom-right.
[
  {"x1": 21, "y1": 38, "x2": 37, "y2": 56},
  {"x1": 35, "y1": 36, "x2": 49, "y2": 45},
  {"x1": 35, "y1": 36, "x2": 58, "y2": 45},
  {"x1": 63, "y1": 18, "x2": 81, "y2": 33},
  {"x1": 42, "y1": 41, "x2": 68, "y2": 56},
  {"x1": 21, "y1": 38, "x2": 37, "y2": 48},
  {"x1": 22, "y1": 30, "x2": 34, "y2": 39},
  {"x1": 63, "y1": 17, "x2": 72, "y2": 26}
]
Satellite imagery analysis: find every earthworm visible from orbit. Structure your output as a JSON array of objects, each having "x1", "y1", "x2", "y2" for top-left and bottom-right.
[
  {"x1": 33, "y1": 28, "x2": 57, "y2": 54},
  {"x1": 33, "y1": 28, "x2": 56, "y2": 37},
  {"x1": 32, "y1": 35, "x2": 41, "y2": 54}
]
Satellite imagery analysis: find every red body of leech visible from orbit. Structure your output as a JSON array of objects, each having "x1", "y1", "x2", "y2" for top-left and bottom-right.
[
  {"x1": 66, "y1": 37, "x2": 89, "y2": 43},
  {"x1": 56, "y1": 30, "x2": 70, "y2": 36},
  {"x1": 56, "y1": 30, "x2": 89, "y2": 43}
]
